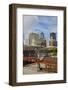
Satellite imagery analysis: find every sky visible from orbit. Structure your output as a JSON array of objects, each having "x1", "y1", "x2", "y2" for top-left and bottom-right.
[{"x1": 23, "y1": 15, "x2": 57, "y2": 45}]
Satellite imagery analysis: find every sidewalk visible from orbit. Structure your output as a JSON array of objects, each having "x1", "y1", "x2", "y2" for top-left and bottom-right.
[{"x1": 23, "y1": 63, "x2": 46, "y2": 75}]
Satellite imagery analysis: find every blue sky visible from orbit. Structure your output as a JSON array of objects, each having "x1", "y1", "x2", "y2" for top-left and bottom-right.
[{"x1": 23, "y1": 15, "x2": 57, "y2": 45}]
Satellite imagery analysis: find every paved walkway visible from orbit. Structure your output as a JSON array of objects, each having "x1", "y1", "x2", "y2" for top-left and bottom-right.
[{"x1": 23, "y1": 63, "x2": 46, "y2": 75}]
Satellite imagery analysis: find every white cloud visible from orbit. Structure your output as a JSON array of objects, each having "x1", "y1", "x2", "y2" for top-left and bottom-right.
[
  {"x1": 23, "y1": 15, "x2": 38, "y2": 45},
  {"x1": 23, "y1": 15, "x2": 57, "y2": 45},
  {"x1": 23, "y1": 15, "x2": 38, "y2": 31}
]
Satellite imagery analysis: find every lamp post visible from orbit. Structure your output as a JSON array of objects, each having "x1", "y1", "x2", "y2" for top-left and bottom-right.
[{"x1": 35, "y1": 47, "x2": 41, "y2": 71}]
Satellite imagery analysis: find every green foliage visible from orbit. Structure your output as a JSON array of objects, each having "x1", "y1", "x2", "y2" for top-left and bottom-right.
[{"x1": 49, "y1": 47, "x2": 57, "y2": 52}]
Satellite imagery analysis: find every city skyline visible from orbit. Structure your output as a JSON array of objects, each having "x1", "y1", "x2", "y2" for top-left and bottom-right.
[{"x1": 23, "y1": 15, "x2": 57, "y2": 46}]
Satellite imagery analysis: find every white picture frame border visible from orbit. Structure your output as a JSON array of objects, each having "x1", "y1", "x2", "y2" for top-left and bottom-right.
[{"x1": 16, "y1": 8, "x2": 64, "y2": 82}]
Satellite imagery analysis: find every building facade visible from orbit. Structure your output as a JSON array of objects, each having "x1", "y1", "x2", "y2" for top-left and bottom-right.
[
  {"x1": 29, "y1": 33, "x2": 39, "y2": 46},
  {"x1": 29, "y1": 32, "x2": 46, "y2": 47},
  {"x1": 49, "y1": 33, "x2": 57, "y2": 47}
]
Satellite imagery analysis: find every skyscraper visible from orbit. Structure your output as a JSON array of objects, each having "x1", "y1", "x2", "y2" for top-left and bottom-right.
[
  {"x1": 40, "y1": 32, "x2": 44, "y2": 39},
  {"x1": 29, "y1": 33, "x2": 39, "y2": 46},
  {"x1": 29, "y1": 32, "x2": 46, "y2": 47},
  {"x1": 50, "y1": 33, "x2": 56, "y2": 40},
  {"x1": 49, "y1": 33, "x2": 57, "y2": 47}
]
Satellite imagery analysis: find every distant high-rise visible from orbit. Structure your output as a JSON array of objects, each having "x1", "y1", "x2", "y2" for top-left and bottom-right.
[
  {"x1": 40, "y1": 32, "x2": 44, "y2": 39},
  {"x1": 49, "y1": 32, "x2": 57, "y2": 47},
  {"x1": 29, "y1": 33, "x2": 39, "y2": 46},
  {"x1": 50, "y1": 33, "x2": 56, "y2": 40},
  {"x1": 29, "y1": 32, "x2": 46, "y2": 47}
]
